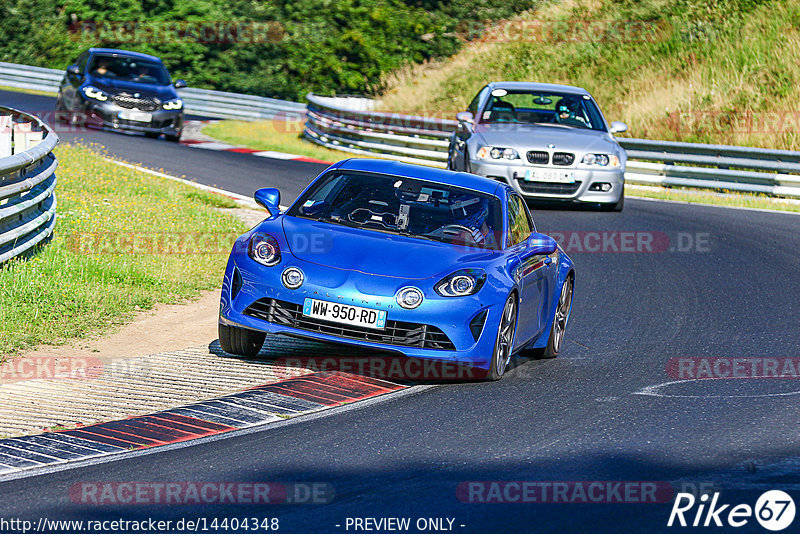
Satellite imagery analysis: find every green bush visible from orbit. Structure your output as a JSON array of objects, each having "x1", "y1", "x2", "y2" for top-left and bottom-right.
[{"x1": 0, "y1": 0, "x2": 537, "y2": 100}]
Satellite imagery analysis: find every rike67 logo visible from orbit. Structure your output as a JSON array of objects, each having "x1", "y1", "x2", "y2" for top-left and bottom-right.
[{"x1": 668, "y1": 490, "x2": 795, "y2": 531}]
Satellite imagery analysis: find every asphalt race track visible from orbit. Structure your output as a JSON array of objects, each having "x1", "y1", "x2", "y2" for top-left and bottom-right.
[{"x1": 2, "y1": 89, "x2": 800, "y2": 533}]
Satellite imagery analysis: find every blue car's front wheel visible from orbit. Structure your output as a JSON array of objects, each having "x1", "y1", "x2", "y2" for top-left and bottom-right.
[
  {"x1": 219, "y1": 323, "x2": 266, "y2": 357},
  {"x1": 486, "y1": 294, "x2": 518, "y2": 381}
]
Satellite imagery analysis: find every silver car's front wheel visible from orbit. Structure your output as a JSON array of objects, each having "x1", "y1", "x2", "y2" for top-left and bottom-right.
[{"x1": 487, "y1": 294, "x2": 518, "y2": 380}]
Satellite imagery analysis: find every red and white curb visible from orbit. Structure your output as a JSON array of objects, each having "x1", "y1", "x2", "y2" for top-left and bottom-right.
[
  {"x1": 0, "y1": 371, "x2": 406, "y2": 476},
  {"x1": 181, "y1": 120, "x2": 332, "y2": 164}
]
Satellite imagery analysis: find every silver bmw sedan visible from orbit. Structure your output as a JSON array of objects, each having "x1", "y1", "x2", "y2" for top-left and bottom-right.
[{"x1": 448, "y1": 81, "x2": 628, "y2": 211}]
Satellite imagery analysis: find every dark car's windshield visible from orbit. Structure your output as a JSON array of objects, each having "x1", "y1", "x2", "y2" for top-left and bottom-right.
[
  {"x1": 481, "y1": 90, "x2": 607, "y2": 131},
  {"x1": 289, "y1": 171, "x2": 503, "y2": 249},
  {"x1": 88, "y1": 55, "x2": 171, "y2": 85}
]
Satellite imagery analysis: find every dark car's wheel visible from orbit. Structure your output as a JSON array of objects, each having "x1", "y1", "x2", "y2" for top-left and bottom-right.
[
  {"x1": 165, "y1": 132, "x2": 181, "y2": 142},
  {"x1": 538, "y1": 275, "x2": 574, "y2": 359},
  {"x1": 486, "y1": 293, "x2": 518, "y2": 381},
  {"x1": 218, "y1": 324, "x2": 266, "y2": 357}
]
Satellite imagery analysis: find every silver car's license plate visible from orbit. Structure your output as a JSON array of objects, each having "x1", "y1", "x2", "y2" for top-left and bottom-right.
[
  {"x1": 524, "y1": 169, "x2": 575, "y2": 183},
  {"x1": 303, "y1": 298, "x2": 386, "y2": 330},
  {"x1": 118, "y1": 110, "x2": 152, "y2": 122}
]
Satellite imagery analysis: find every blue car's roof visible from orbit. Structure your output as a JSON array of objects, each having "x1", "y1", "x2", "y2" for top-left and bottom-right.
[
  {"x1": 88, "y1": 48, "x2": 164, "y2": 63},
  {"x1": 333, "y1": 159, "x2": 502, "y2": 197}
]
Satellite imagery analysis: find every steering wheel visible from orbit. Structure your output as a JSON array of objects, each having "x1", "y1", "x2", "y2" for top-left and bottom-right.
[{"x1": 440, "y1": 224, "x2": 474, "y2": 236}]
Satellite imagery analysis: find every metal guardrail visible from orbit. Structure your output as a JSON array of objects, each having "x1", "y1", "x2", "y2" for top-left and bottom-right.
[
  {"x1": 3, "y1": 60, "x2": 799, "y2": 199},
  {"x1": 305, "y1": 93, "x2": 800, "y2": 199},
  {"x1": 0, "y1": 106, "x2": 58, "y2": 263},
  {"x1": 0, "y1": 62, "x2": 305, "y2": 120}
]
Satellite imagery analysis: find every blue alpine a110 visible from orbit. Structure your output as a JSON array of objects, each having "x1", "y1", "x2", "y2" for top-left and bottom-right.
[{"x1": 218, "y1": 159, "x2": 574, "y2": 380}]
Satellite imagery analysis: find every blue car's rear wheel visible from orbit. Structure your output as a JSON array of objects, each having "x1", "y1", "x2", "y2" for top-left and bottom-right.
[
  {"x1": 218, "y1": 324, "x2": 266, "y2": 357},
  {"x1": 487, "y1": 294, "x2": 518, "y2": 381}
]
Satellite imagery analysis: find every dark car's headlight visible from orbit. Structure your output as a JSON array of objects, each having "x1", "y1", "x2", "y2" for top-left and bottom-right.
[
  {"x1": 435, "y1": 269, "x2": 486, "y2": 297},
  {"x1": 476, "y1": 146, "x2": 519, "y2": 160},
  {"x1": 163, "y1": 99, "x2": 183, "y2": 110},
  {"x1": 581, "y1": 154, "x2": 620, "y2": 167},
  {"x1": 248, "y1": 233, "x2": 281, "y2": 266},
  {"x1": 82, "y1": 85, "x2": 109, "y2": 102}
]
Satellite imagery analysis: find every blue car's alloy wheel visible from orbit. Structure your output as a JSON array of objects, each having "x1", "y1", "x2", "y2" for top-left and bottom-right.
[
  {"x1": 543, "y1": 276, "x2": 574, "y2": 359},
  {"x1": 488, "y1": 294, "x2": 518, "y2": 380}
]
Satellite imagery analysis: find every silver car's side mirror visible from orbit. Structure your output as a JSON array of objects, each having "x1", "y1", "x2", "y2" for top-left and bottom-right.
[
  {"x1": 609, "y1": 121, "x2": 628, "y2": 134},
  {"x1": 456, "y1": 111, "x2": 474, "y2": 124}
]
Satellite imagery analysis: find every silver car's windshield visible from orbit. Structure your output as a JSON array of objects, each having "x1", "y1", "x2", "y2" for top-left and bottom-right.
[{"x1": 481, "y1": 90, "x2": 607, "y2": 131}]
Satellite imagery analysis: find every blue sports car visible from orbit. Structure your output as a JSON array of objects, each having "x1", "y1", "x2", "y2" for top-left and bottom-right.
[{"x1": 218, "y1": 159, "x2": 574, "y2": 380}]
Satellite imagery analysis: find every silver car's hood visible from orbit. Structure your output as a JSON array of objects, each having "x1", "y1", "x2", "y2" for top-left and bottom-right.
[{"x1": 474, "y1": 123, "x2": 621, "y2": 154}]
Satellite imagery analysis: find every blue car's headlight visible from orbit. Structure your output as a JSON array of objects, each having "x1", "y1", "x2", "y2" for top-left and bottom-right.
[
  {"x1": 82, "y1": 85, "x2": 108, "y2": 101},
  {"x1": 163, "y1": 99, "x2": 183, "y2": 110},
  {"x1": 435, "y1": 269, "x2": 486, "y2": 297},
  {"x1": 248, "y1": 233, "x2": 281, "y2": 266}
]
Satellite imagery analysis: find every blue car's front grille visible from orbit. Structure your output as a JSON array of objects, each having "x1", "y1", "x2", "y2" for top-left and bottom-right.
[{"x1": 244, "y1": 298, "x2": 456, "y2": 351}]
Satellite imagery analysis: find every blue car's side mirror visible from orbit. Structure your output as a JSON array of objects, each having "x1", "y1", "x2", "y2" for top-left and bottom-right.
[
  {"x1": 173, "y1": 79, "x2": 187, "y2": 89},
  {"x1": 254, "y1": 188, "x2": 281, "y2": 218},
  {"x1": 527, "y1": 233, "x2": 558, "y2": 255}
]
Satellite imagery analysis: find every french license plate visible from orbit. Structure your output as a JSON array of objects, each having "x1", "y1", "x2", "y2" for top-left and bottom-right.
[
  {"x1": 524, "y1": 169, "x2": 575, "y2": 183},
  {"x1": 303, "y1": 298, "x2": 386, "y2": 330},
  {"x1": 118, "y1": 110, "x2": 152, "y2": 122}
]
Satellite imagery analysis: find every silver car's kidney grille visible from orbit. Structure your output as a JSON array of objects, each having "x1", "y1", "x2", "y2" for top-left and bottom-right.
[
  {"x1": 244, "y1": 298, "x2": 456, "y2": 351},
  {"x1": 526, "y1": 151, "x2": 549, "y2": 165},
  {"x1": 552, "y1": 152, "x2": 575, "y2": 166},
  {"x1": 112, "y1": 93, "x2": 160, "y2": 111}
]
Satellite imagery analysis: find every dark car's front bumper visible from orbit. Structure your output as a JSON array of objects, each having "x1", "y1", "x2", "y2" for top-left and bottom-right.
[{"x1": 81, "y1": 99, "x2": 183, "y2": 137}]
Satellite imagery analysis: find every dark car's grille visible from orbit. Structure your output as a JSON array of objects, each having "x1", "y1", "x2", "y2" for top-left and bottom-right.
[
  {"x1": 526, "y1": 151, "x2": 549, "y2": 165},
  {"x1": 516, "y1": 179, "x2": 582, "y2": 195},
  {"x1": 113, "y1": 93, "x2": 160, "y2": 111},
  {"x1": 244, "y1": 298, "x2": 456, "y2": 351},
  {"x1": 552, "y1": 152, "x2": 575, "y2": 166}
]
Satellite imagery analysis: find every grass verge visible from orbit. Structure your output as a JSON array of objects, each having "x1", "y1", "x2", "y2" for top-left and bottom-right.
[
  {"x1": 626, "y1": 185, "x2": 800, "y2": 213},
  {"x1": 202, "y1": 119, "x2": 348, "y2": 162},
  {"x1": 0, "y1": 85, "x2": 56, "y2": 97},
  {"x1": 0, "y1": 143, "x2": 246, "y2": 359}
]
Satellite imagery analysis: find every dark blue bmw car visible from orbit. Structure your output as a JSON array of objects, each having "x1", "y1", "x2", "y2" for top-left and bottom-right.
[
  {"x1": 219, "y1": 159, "x2": 575, "y2": 380},
  {"x1": 56, "y1": 48, "x2": 186, "y2": 141}
]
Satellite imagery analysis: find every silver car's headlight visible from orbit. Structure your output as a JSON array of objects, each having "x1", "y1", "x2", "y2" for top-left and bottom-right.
[
  {"x1": 476, "y1": 146, "x2": 520, "y2": 160},
  {"x1": 581, "y1": 154, "x2": 620, "y2": 167},
  {"x1": 82, "y1": 86, "x2": 108, "y2": 101},
  {"x1": 163, "y1": 99, "x2": 183, "y2": 110}
]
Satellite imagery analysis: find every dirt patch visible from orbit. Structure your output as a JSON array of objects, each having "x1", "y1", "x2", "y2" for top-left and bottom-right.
[{"x1": 13, "y1": 290, "x2": 221, "y2": 367}]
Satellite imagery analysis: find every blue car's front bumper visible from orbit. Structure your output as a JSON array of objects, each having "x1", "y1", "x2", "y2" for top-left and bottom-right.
[{"x1": 219, "y1": 252, "x2": 506, "y2": 374}]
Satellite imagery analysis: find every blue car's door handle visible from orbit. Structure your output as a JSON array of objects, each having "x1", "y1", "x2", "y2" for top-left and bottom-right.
[{"x1": 544, "y1": 256, "x2": 553, "y2": 265}]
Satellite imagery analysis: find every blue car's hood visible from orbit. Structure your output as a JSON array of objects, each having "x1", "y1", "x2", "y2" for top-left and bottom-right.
[
  {"x1": 85, "y1": 75, "x2": 178, "y2": 100},
  {"x1": 281, "y1": 216, "x2": 496, "y2": 279}
]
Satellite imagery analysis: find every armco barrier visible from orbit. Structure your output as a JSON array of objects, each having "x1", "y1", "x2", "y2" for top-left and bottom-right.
[
  {"x1": 3, "y1": 60, "x2": 799, "y2": 199},
  {"x1": 305, "y1": 93, "x2": 800, "y2": 199},
  {"x1": 0, "y1": 106, "x2": 58, "y2": 263}
]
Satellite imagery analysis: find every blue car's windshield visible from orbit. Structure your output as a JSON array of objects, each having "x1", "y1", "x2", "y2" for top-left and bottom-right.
[
  {"x1": 289, "y1": 171, "x2": 503, "y2": 249},
  {"x1": 89, "y1": 55, "x2": 171, "y2": 86}
]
